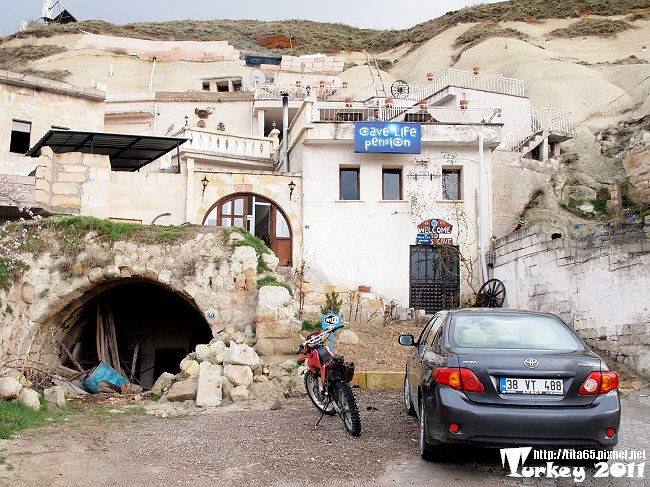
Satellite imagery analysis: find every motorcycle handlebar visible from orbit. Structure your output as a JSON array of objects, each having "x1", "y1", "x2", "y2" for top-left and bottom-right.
[{"x1": 301, "y1": 323, "x2": 345, "y2": 348}]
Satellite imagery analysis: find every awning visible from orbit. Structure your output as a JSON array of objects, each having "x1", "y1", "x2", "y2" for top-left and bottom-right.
[{"x1": 26, "y1": 130, "x2": 188, "y2": 172}]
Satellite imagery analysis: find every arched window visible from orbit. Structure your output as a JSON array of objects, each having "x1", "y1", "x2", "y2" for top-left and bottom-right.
[{"x1": 203, "y1": 194, "x2": 292, "y2": 266}]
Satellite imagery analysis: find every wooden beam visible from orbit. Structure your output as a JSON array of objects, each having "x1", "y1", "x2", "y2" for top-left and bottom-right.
[{"x1": 60, "y1": 343, "x2": 84, "y2": 373}]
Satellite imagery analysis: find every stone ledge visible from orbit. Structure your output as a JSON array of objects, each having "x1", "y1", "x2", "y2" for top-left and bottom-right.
[{"x1": 352, "y1": 371, "x2": 404, "y2": 390}]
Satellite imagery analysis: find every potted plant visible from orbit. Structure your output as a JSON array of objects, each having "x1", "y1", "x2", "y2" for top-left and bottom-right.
[
  {"x1": 385, "y1": 97, "x2": 394, "y2": 107},
  {"x1": 426, "y1": 72, "x2": 434, "y2": 81},
  {"x1": 345, "y1": 97, "x2": 353, "y2": 107},
  {"x1": 319, "y1": 80, "x2": 326, "y2": 88},
  {"x1": 473, "y1": 66, "x2": 480, "y2": 75},
  {"x1": 460, "y1": 99, "x2": 469, "y2": 110},
  {"x1": 296, "y1": 80, "x2": 302, "y2": 87},
  {"x1": 419, "y1": 100, "x2": 428, "y2": 109},
  {"x1": 342, "y1": 81, "x2": 349, "y2": 88}
]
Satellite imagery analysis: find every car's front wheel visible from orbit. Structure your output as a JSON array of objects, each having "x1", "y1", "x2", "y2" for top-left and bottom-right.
[{"x1": 403, "y1": 374, "x2": 415, "y2": 416}]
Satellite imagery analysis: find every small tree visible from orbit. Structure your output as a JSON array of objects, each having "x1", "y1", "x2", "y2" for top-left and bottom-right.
[{"x1": 320, "y1": 291, "x2": 343, "y2": 315}]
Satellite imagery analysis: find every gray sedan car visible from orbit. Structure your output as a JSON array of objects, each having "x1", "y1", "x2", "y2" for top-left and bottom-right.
[{"x1": 399, "y1": 308, "x2": 621, "y2": 460}]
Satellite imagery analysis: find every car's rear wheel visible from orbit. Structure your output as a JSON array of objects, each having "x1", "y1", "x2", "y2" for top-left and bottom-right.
[
  {"x1": 403, "y1": 374, "x2": 415, "y2": 416},
  {"x1": 418, "y1": 399, "x2": 435, "y2": 461}
]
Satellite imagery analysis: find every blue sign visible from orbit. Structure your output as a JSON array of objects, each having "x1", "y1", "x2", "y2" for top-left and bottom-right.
[
  {"x1": 354, "y1": 122, "x2": 421, "y2": 154},
  {"x1": 321, "y1": 313, "x2": 342, "y2": 329},
  {"x1": 321, "y1": 313, "x2": 342, "y2": 351},
  {"x1": 416, "y1": 234, "x2": 432, "y2": 245}
]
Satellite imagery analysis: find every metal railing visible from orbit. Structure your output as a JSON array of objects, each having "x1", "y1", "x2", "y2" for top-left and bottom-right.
[
  {"x1": 498, "y1": 108, "x2": 575, "y2": 152},
  {"x1": 178, "y1": 127, "x2": 275, "y2": 160},
  {"x1": 313, "y1": 105, "x2": 502, "y2": 124},
  {"x1": 415, "y1": 69, "x2": 526, "y2": 100}
]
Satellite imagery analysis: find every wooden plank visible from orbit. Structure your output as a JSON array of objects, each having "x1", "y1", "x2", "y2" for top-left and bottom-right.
[
  {"x1": 130, "y1": 343, "x2": 140, "y2": 381},
  {"x1": 106, "y1": 308, "x2": 124, "y2": 376},
  {"x1": 96, "y1": 302, "x2": 102, "y2": 362},
  {"x1": 60, "y1": 343, "x2": 84, "y2": 373}
]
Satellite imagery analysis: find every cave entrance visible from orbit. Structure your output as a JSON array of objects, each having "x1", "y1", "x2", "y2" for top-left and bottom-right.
[{"x1": 59, "y1": 280, "x2": 212, "y2": 390}]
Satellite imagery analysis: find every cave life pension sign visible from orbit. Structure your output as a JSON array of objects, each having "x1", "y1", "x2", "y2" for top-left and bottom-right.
[
  {"x1": 354, "y1": 122, "x2": 421, "y2": 154},
  {"x1": 416, "y1": 219, "x2": 456, "y2": 245}
]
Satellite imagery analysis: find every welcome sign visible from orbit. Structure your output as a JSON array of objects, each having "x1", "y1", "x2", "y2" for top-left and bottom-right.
[
  {"x1": 416, "y1": 218, "x2": 456, "y2": 245},
  {"x1": 354, "y1": 122, "x2": 421, "y2": 154}
]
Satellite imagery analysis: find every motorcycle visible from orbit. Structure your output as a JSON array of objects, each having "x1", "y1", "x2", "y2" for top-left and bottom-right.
[{"x1": 295, "y1": 323, "x2": 361, "y2": 436}]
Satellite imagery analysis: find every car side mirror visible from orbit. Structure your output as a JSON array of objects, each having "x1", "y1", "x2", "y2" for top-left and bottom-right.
[{"x1": 398, "y1": 334, "x2": 415, "y2": 346}]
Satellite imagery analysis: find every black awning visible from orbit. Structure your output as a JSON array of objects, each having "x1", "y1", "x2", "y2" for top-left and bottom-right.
[{"x1": 26, "y1": 130, "x2": 188, "y2": 172}]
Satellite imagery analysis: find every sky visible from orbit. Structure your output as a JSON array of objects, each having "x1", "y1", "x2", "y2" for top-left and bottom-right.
[{"x1": 1, "y1": 0, "x2": 504, "y2": 37}]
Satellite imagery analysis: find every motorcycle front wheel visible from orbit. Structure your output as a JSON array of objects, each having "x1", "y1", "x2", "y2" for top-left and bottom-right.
[
  {"x1": 305, "y1": 371, "x2": 335, "y2": 415},
  {"x1": 335, "y1": 381, "x2": 361, "y2": 436}
]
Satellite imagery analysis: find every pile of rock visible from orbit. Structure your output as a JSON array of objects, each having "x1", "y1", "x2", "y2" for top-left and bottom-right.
[
  {"x1": 0, "y1": 376, "x2": 67, "y2": 410},
  {"x1": 153, "y1": 328, "x2": 274, "y2": 407}
]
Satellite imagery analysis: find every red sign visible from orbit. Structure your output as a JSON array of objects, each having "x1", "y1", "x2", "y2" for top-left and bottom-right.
[{"x1": 416, "y1": 219, "x2": 455, "y2": 245}]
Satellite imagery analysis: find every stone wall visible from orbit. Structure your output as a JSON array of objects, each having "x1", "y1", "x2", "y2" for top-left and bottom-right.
[
  {"x1": 0, "y1": 227, "x2": 264, "y2": 364},
  {"x1": 492, "y1": 226, "x2": 650, "y2": 379}
]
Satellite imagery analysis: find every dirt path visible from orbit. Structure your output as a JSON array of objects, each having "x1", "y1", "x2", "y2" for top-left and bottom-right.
[{"x1": 0, "y1": 391, "x2": 417, "y2": 487}]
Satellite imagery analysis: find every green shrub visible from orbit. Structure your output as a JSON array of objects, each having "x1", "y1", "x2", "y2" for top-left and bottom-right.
[
  {"x1": 320, "y1": 291, "x2": 343, "y2": 315},
  {"x1": 550, "y1": 18, "x2": 634, "y2": 38}
]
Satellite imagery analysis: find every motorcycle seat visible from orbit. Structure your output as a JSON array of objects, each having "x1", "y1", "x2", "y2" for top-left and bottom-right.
[{"x1": 317, "y1": 346, "x2": 333, "y2": 365}]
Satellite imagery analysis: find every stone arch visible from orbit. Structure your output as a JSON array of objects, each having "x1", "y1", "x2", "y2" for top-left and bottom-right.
[
  {"x1": 0, "y1": 227, "x2": 261, "y2": 386},
  {"x1": 40, "y1": 277, "x2": 212, "y2": 389},
  {"x1": 202, "y1": 192, "x2": 293, "y2": 266}
]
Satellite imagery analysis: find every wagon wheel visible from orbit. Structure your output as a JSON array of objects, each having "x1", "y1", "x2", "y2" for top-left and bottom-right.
[
  {"x1": 476, "y1": 279, "x2": 506, "y2": 308},
  {"x1": 391, "y1": 80, "x2": 410, "y2": 98}
]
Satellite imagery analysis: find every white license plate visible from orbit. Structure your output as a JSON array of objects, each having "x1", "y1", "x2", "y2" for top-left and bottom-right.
[{"x1": 499, "y1": 377, "x2": 564, "y2": 395}]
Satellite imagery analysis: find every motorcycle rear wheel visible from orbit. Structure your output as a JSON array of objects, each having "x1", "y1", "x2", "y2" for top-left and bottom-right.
[
  {"x1": 305, "y1": 371, "x2": 335, "y2": 415},
  {"x1": 335, "y1": 381, "x2": 361, "y2": 436}
]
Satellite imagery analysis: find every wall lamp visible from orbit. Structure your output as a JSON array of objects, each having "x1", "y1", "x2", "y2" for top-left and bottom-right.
[
  {"x1": 201, "y1": 175, "x2": 209, "y2": 196},
  {"x1": 288, "y1": 180, "x2": 296, "y2": 200}
]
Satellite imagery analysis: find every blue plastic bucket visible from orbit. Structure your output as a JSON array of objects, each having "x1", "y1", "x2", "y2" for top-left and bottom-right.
[{"x1": 83, "y1": 361, "x2": 129, "y2": 393}]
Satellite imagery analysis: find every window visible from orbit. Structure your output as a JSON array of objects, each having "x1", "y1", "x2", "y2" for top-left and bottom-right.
[
  {"x1": 382, "y1": 168, "x2": 402, "y2": 200},
  {"x1": 339, "y1": 168, "x2": 359, "y2": 200},
  {"x1": 442, "y1": 168, "x2": 461, "y2": 200},
  {"x1": 202, "y1": 82, "x2": 210, "y2": 91},
  {"x1": 10, "y1": 120, "x2": 31, "y2": 154},
  {"x1": 232, "y1": 79, "x2": 242, "y2": 92},
  {"x1": 216, "y1": 81, "x2": 229, "y2": 92}
]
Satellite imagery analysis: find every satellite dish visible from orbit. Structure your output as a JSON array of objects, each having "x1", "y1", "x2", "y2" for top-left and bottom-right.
[{"x1": 249, "y1": 69, "x2": 266, "y2": 88}]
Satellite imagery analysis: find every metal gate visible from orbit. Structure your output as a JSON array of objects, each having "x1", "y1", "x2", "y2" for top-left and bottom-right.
[{"x1": 409, "y1": 245, "x2": 460, "y2": 314}]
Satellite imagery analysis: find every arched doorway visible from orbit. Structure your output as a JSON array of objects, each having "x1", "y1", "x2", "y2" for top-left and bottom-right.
[
  {"x1": 203, "y1": 193, "x2": 292, "y2": 266},
  {"x1": 57, "y1": 280, "x2": 212, "y2": 390}
]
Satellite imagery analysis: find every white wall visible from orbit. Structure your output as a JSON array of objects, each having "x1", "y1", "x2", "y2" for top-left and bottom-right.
[
  {"x1": 299, "y1": 124, "x2": 497, "y2": 306},
  {"x1": 492, "y1": 226, "x2": 650, "y2": 379}
]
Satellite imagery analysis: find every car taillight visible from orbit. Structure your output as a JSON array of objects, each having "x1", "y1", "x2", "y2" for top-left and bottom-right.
[
  {"x1": 579, "y1": 371, "x2": 619, "y2": 395},
  {"x1": 434, "y1": 368, "x2": 484, "y2": 393}
]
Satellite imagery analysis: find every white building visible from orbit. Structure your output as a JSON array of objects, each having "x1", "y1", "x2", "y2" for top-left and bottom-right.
[{"x1": 0, "y1": 41, "x2": 574, "y2": 314}]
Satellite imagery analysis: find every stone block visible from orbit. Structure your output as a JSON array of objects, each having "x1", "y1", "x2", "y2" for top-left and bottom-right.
[
  {"x1": 56, "y1": 172, "x2": 87, "y2": 183},
  {"x1": 223, "y1": 343, "x2": 261, "y2": 367},
  {"x1": 256, "y1": 319, "x2": 301, "y2": 339},
  {"x1": 0, "y1": 377, "x2": 22, "y2": 399},
  {"x1": 350, "y1": 372, "x2": 367, "y2": 388},
  {"x1": 365, "y1": 372, "x2": 404, "y2": 390},
  {"x1": 195, "y1": 344, "x2": 211, "y2": 362},
  {"x1": 151, "y1": 372, "x2": 176, "y2": 396},
  {"x1": 196, "y1": 361, "x2": 223, "y2": 407},
  {"x1": 167, "y1": 379, "x2": 198, "y2": 402},
  {"x1": 51, "y1": 194, "x2": 79, "y2": 208},
  {"x1": 44, "y1": 385, "x2": 66, "y2": 407},
  {"x1": 224, "y1": 364, "x2": 253, "y2": 387},
  {"x1": 230, "y1": 385, "x2": 249, "y2": 403},
  {"x1": 254, "y1": 338, "x2": 275, "y2": 356},
  {"x1": 18, "y1": 388, "x2": 41, "y2": 410}
]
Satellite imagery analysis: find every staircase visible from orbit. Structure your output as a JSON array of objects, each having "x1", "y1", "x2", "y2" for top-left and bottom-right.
[{"x1": 498, "y1": 108, "x2": 575, "y2": 153}]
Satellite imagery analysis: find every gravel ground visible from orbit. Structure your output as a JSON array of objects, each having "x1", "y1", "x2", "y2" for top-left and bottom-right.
[{"x1": 0, "y1": 390, "x2": 418, "y2": 487}]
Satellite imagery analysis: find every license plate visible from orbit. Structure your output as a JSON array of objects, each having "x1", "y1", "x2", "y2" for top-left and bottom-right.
[{"x1": 499, "y1": 377, "x2": 564, "y2": 395}]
